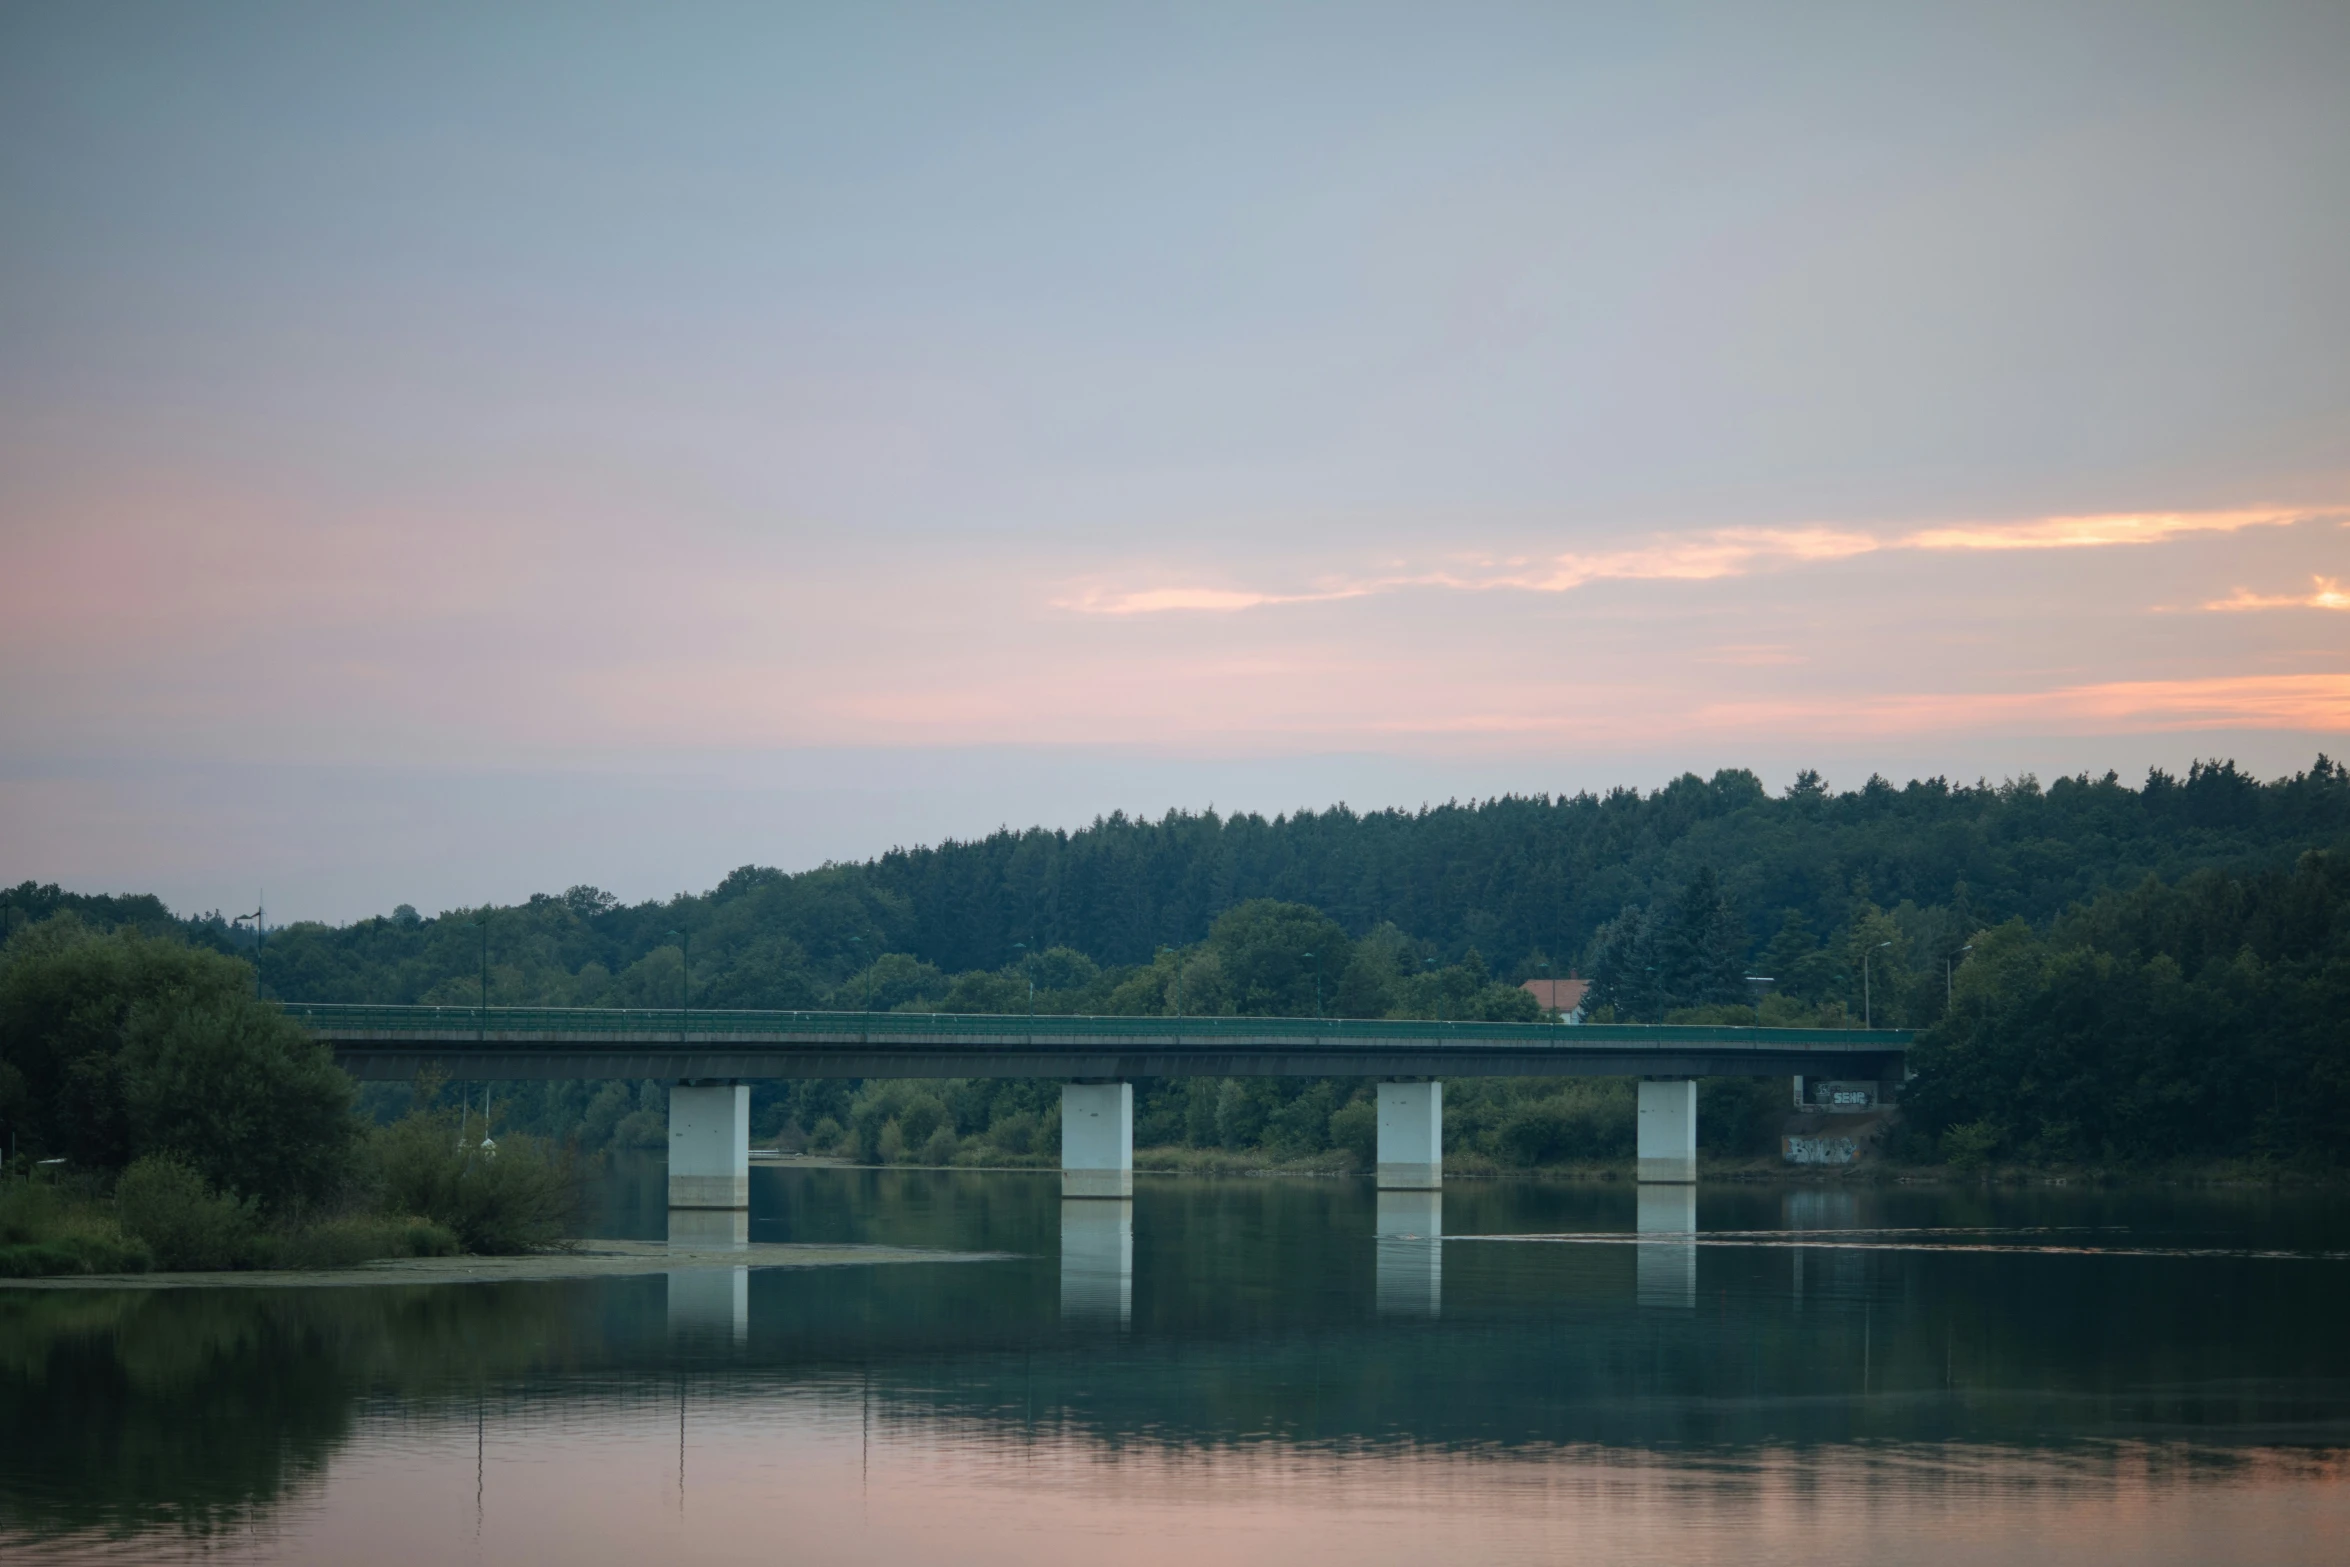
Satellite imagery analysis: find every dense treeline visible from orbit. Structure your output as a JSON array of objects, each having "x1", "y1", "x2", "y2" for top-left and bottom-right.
[
  {"x1": 6, "y1": 755, "x2": 2346, "y2": 1169},
  {"x1": 1904, "y1": 847, "x2": 2350, "y2": 1166}
]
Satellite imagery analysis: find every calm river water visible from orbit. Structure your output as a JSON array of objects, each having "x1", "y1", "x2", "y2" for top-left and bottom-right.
[{"x1": 4, "y1": 1161, "x2": 2348, "y2": 1565}]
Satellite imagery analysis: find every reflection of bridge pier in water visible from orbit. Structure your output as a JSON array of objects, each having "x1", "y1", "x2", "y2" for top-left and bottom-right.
[
  {"x1": 667, "y1": 1207, "x2": 749, "y2": 1342},
  {"x1": 1375, "y1": 1190, "x2": 1442, "y2": 1317},
  {"x1": 1060, "y1": 1199, "x2": 1133, "y2": 1326},
  {"x1": 1635, "y1": 1184, "x2": 1696, "y2": 1309},
  {"x1": 1783, "y1": 1188, "x2": 1863, "y2": 1306}
]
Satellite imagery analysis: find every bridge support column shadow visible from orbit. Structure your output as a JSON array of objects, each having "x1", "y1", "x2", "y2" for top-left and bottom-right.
[
  {"x1": 1636, "y1": 1078, "x2": 1697, "y2": 1184},
  {"x1": 668, "y1": 1082, "x2": 749, "y2": 1209},
  {"x1": 1376, "y1": 1081, "x2": 1442, "y2": 1189},
  {"x1": 1061, "y1": 1082, "x2": 1132, "y2": 1198}
]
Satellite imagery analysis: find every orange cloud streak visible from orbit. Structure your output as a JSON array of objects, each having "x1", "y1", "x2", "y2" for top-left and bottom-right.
[
  {"x1": 1697, "y1": 672, "x2": 2350, "y2": 736},
  {"x1": 1901, "y1": 506, "x2": 2313, "y2": 551},
  {"x1": 2203, "y1": 575, "x2": 2350, "y2": 613},
  {"x1": 1064, "y1": 505, "x2": 2342, "y2": 615}
]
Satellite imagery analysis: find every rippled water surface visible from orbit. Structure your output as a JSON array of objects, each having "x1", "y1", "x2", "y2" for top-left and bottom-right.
[{"x1": 4, "y1": 1163, "x2": 2347, "y2": 1565}]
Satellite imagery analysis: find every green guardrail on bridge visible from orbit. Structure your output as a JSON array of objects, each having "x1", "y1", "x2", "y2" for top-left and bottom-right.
[{"x1": 277, "y1": 1001, "x2": 1910, "y2": 1049}]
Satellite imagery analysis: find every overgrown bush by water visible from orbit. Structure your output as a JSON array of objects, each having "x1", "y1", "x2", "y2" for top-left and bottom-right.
[{"x1": 0, "y1": 919, "x2": 579, "y2": 1273}]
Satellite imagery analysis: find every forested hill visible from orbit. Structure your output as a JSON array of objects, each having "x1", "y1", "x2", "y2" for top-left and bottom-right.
[
  {"x1": 7, "y1": 757, "x2": 2345, "y2": 1036},
  {"x1": 848, "y1": 758, "x2": 2350, "y2": 974}
]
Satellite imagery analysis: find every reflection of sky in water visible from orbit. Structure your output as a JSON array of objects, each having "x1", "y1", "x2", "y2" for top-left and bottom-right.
[
  {"x1": 287, "y1": 1407, "x2": 2347, "y2": 1567},
  {"x1": 5, "y1": 1169, "x2": 2348, "y2": 1564}
]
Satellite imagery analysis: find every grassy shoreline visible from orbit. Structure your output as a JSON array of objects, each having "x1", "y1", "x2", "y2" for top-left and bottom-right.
[{"x1": 0, "y1": 1238, "x2": 1015, "y2": 1291}]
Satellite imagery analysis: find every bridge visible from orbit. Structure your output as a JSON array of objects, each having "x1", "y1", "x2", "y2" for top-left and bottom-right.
[{"x1": 285, "y1": 1003, "x2": 1910, "y2": 1206}]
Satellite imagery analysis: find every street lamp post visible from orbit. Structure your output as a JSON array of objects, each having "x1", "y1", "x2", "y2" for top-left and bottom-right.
[
  {"x1": 1864, "y1": 941, "x2": 1892, "y2": 1029},
  {"x1": 232, "y1": 900, "x2": 266, "y2": 999},
  {"x1": 666, "y1": 929, "x2": 690, "y2": 1043},
  {"x1": 473, "y1": 913, "x2": 488, "y2": 1042},
  {"x1": 1947, "y1": 943, "x2": 1974, "y2": 1009}
]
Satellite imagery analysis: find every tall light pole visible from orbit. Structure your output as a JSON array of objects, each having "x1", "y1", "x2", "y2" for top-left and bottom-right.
[
  {"x1": 473, "y1": 913, "x2": 488, "y2": 1042},
  {"x1": 1864, "y1": 940, "x2": 1891, "y2": 1029},
  {"x1": 1302, "y1": 951, "x2": 1321, "y2": 1019},
  {"x1": 846, "y1": 934, "x2": 865, "y2": 1012},
  {"x1": 666, "y1": 929, "x2": 690, "y2": 1042},
  {"x1": 233, "y1": 899, "x2": 266, "y2": 999},
  {"x1": 1947, "y1": 943, "x2": 1973, "y2": 1009}
]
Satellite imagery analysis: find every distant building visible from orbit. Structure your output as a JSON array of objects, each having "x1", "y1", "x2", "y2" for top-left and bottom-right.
[{"x1": 1520, "y1": 976, "x2": 1588, "y2": 1022}]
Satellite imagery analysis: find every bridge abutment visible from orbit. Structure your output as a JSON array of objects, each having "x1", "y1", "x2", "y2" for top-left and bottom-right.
[
  {"x1": 1376, "y1": 1080, "x2": 1443, "y2": 1189},
  {"x1": 1061, "y1": 1081, "x2": 1133, "y2": 1198},
  {"x1": 668, "y1": 1082, "x2": 750, "y2": 1208},
  {"x1": 1636, "y1": 1078, "x2": 1697, "y2": 1183}
]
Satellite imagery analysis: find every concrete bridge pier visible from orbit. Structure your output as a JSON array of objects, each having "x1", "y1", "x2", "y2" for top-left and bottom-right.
[
  {"x1": 669, "y1": 1082, "x2": 750, "y2": 1209},
  {"x1": 1636, "y1": 1078, "x2": 1697, "y2": 1184},
  {"x1": 1061, "y1": 1082, "x2": 1133, "y2": 1198},
  {"x1": 1376, "y1": 1081, "x2": 1443, "y2": 1189}
]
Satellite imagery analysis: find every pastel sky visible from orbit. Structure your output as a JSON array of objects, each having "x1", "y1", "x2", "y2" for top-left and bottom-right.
[{"x1": 4, "y1": 3, "x2": 2347, "y2": 922}]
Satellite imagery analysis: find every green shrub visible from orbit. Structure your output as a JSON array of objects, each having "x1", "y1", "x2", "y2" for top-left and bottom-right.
[
  {"x1": 372, "y1": 1111, "x2": 580, "y2": 1254},
  {"x1": 1328, "y1": 1098, "x2": 1376, "y2": 1167},
  {"x1": 271, "y1": 1214, "x2": 461, "y2": 1270},
  {"x1": 986, "y1": 1109, "x2": 1038, "y2": 1156},
  {"x1": 1941, "y1": 1119, "x2": 2002, "y2": 1170},
  {"x1": 1488, "y1": 1091, "x2": 1633, "y2": 1166},
  {"x1": 608, "y1": 1108, "x2": 666, "y2": 1149},
  {"x1": 0, "y1": 1232, "x2": 152, "y2": 1277},
  {"x1": 0, "y1": 1177, "x2": 151, "y2": 1275},
  {"x1": 0, "y1": 1177, "x2": 67, "y2": 1246},
  {"x1": 116, "y1": 1155, "x2": 259, "y2": 1270}
]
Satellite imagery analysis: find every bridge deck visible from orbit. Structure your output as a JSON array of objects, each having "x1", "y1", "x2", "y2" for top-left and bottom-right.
[{"x1": 286, "y1": 1004, "x2": 1911, "y2": 1083}]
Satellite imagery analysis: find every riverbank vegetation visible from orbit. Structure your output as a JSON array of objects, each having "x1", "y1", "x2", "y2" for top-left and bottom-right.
[
  {"x1": 0, "y1": 923, "x2": 579, "y2": 1275},
  {"x1": 7, "y1": 755, "x2": 2345, "y2": 1179}
]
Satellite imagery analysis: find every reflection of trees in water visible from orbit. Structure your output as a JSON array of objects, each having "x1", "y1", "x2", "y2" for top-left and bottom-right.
[
  {"x1": 0, "y1": 1281, "x2": 648, "y2": 1542},
  {"x1": 0, "y1": 1291, "x2": 358, "y2": 1540}
]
